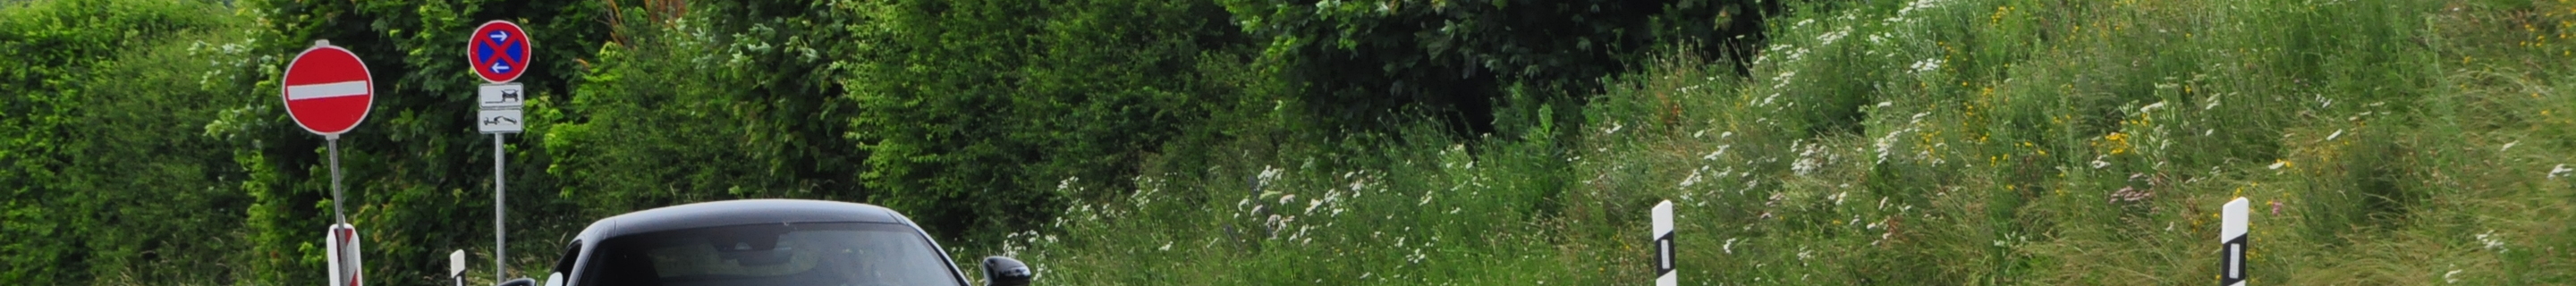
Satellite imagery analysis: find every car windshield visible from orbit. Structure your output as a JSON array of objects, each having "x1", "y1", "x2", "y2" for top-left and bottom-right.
[{"x1": 583, "y1": 223, "x2": 963, "y2": 286}]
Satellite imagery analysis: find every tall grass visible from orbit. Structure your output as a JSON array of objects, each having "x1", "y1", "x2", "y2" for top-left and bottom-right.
[{"x1": 1004, "y1": 0, "x2": 2576, "y2": 285}]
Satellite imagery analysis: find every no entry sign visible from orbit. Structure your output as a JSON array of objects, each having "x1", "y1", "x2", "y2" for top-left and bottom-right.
[
  {"x1": 469, "y1": 21, "x2": 532, "y2": 83},
  {"x1": 282, "y1": 41, "x2": 375, "y2": 136}
]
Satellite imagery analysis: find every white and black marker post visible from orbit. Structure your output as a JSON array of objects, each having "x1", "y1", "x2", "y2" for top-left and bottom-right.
[
  {"x1": 450, "y1": 250, "x2": 468, "y2": 286},
  {"x1": 2220, "y1": 198, "x2": 2250, "y2": 286},
  {"x1": 470, "y1": 20, "x2": 532, "y2": 281},
  {"x1": 1652, "y1": 200, "x2": 1674, "y2": 286}
]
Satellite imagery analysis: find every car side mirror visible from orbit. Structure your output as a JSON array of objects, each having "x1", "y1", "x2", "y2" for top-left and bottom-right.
[
  {"x1": 981, "y1": 256, "x2": 1033, "y2": 286},
  {"x1": 496, "y1": 278, "x2": 536, "y2": 286}
]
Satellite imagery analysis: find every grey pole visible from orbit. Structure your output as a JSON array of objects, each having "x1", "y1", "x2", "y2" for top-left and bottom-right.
[
  {"x1": 328, "y1": 135, "x2": 346, "y2": 224},
  {"x1": 494, "y1": 133, "x2": 506, "y2": 281}
]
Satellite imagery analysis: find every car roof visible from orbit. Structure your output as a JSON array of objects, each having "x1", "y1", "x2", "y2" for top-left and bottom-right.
[{"x1": 573, "y1": 199, "x2": 913, "y2": 241}]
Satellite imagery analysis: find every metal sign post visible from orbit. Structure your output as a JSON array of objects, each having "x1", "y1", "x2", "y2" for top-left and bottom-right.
[
  {"x1": 1651, "y1": 200, "x2": 1674, "y2": 286},
  {"x1": 479, "y1": 83, "x2": 524, "y2": 281},
  {"x1": 326, "y1": 137, "x2": 358, "y2": 286},
  {"x1": 328, "y1": 136, "x2": 345, "y2": 223},
  {"x1": 283, "y1": 38, "x2": 375, "y2": 286},
  {"x1": 470, "y1": 20, "x2": 532, "y2": 282},
  {"x1": 493, "y1": 132, "x2": 507, "y2": 281}
]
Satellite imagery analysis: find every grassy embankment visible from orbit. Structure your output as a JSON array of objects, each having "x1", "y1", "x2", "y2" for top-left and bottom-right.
[{"x1": 1009, "y1": 0, "x2": 2576, "y2": 284}]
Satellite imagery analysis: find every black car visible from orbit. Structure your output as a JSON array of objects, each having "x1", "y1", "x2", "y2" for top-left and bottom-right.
[{"x1": 527, "y1": 199, "x2": 1033, "y2": 286}]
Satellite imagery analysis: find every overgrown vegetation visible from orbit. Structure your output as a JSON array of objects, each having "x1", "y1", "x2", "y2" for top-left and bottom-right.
[
  {"x1": 4, "y1": 0, "x2": 2573, "y2": 285},
  {"x1": 1015, "y1": 0, "x2": 2576, "y2": 284}
]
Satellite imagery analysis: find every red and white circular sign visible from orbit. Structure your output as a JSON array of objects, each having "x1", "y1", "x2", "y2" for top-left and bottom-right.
[{"x1": 281, "y1": 43, "x2": 376, "y2": 136}]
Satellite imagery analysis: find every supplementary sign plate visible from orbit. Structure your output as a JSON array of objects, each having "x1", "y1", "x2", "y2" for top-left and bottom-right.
[{"x1": 478, "y1": 83, "x2": 524, "y2": 133}]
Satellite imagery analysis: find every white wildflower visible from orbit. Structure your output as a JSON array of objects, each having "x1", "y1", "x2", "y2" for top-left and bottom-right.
[
  {"x1": 1158, "y1": 241, "x2": 1172, "y2": 251},
  {"x1": 1897, "y1": 0, "x2": 1947, "y2": 18},
  {"x1": 1305, "y1": 198, "x2": 1324, "y2": 215},
  {"x1": 1885, "y1": 128, "x2": 1906, "y2": 163},
  {"x1": 1605, "y1": 122, "x2": 1623, "y2": 135},
  {"x1": 1818, "y1": 28, "x2": 1850, "y2": 46},
  {"x1": 2091, "y1": 156, "x2": 2112, "y2": 169},
  {"x1": 2445, "y1": 269, "x2": 2464, "y2": 283},
  {"x1": 1792, "y1": 148, "x2": 1824, "y2": 176},
  {"x1": 1910, "y1": 58, "x2": 1942, "y2": 73},
  {"x1": 2475, "y1": 230, "x2": 2509, "y2": 254},
  {"x1": 1255, "y1": 165, "x2": 1282, "y2": 190},
  {"x1": 1723, "y1": 238, "x2": 1738, "y2": 255},
  {"x1": 1680, "y1": 171, "x2": 1704, "y2": 187}
]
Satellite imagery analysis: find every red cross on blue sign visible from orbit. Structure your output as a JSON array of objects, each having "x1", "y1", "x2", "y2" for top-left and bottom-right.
[{"x1": 469, "y1": 21, "x2": 532, "y2": 83}]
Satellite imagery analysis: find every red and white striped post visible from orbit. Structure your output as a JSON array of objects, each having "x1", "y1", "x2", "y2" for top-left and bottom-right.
[{"x1": 326, "y1": 224, "x2": 363, "y2": 286}]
